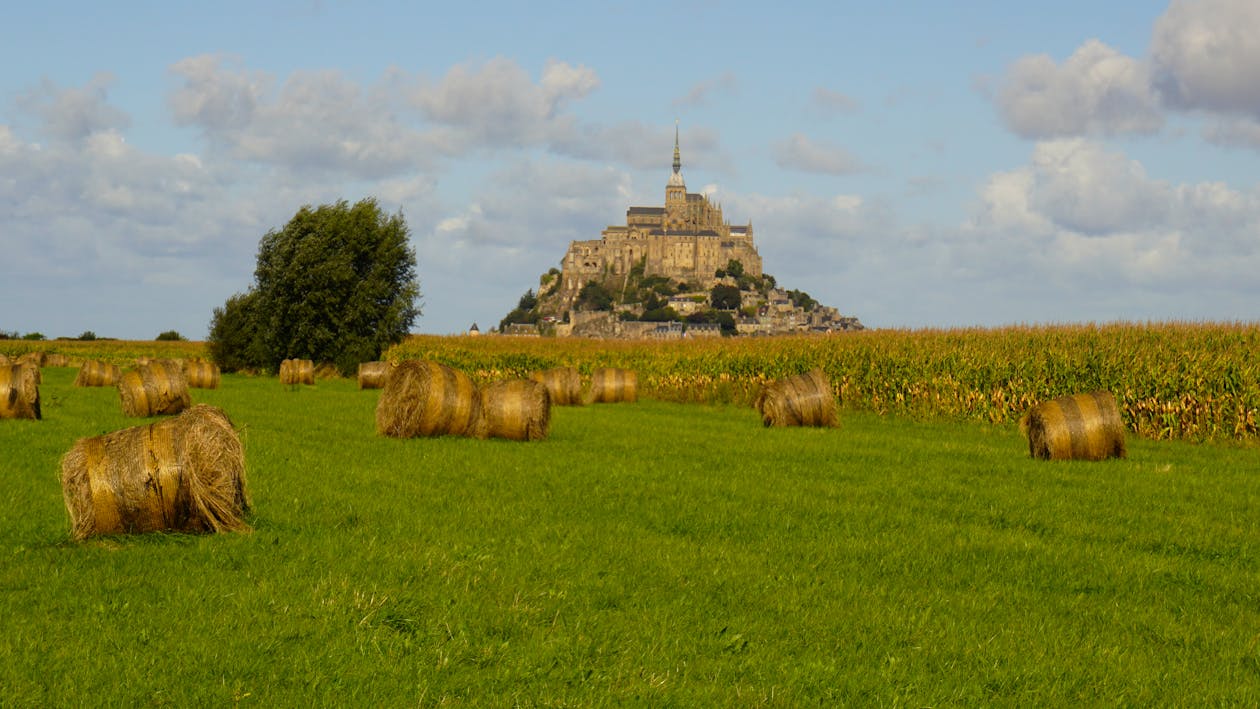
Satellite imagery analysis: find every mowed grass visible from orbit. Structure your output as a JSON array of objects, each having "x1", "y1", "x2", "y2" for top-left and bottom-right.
[{"x1": 2, "y1": 368, "x2": 1259, "y2": 706}]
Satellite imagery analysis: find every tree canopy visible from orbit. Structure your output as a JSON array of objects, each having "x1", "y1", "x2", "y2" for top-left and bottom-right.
[
  {"x1": 208, "y1": 198, "x2": 420, "y2": 375},
  {"x1": 710, "y1": 283, "x2": 743, "y2": 310}
]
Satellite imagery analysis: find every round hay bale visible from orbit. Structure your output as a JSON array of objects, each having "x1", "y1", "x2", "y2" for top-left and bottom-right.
[
  {"x1": 183, "y1": 360, "x2": 221, "y2": 389},
  {"x1": 756, "y1": 369, "x2": 838, "y2": 428},
  {"x1": 0, "y1": 364, "x2": 41, "y2": 420},
  {"x1": 589, "y1": 367, "x2": 637, "y2": 404},
  {"x1": 529, "y1": 367, "x2": 584, "y2": 406},
  {"x1": 313, "y1": 362, "x2": 341, "y2": 380},
  {"x1": 0, "y1": 353, "x2": 8, "y2": 365},
  {"x1": 118, "y1": 359, "x2": 191, "y2": 417},
  {"x1": 472, "y1": 379, "x2": 551, "y2": 441},
  {"x1": 44, "y1": 353, "x2": 70, "y2": 367},
  {"x1": 60, "y1": 404, "x2": 250, "y2": 540},
  {"x1": 358, "y1": 361, "x2": 391, "y2": 389},
  {"x1": 1024, "y1": 391, "x2": 1126, "y2": 461},
  {"x1": 375, "y1": 360, "x2": 480, "y2": 438},
  {"x1": 74, "y1": 360, "x2": 122, "y2": 387},
  {"x1": 279, "y1": 358, "x2": 315, "y2": 385},
  {"x1": 17, "y1": 351, "x2": 45, "y2": 368}
]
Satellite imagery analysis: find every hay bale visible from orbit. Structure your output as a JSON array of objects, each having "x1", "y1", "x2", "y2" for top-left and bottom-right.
[
  {"x1": 0, "y1": 354, "x2": 8, "y2": 365},
  {"x1": 756, "y1": 369, "x2": 838, "y2": 428},
  {"x1": 472, "y1": 379, "x2": 551, "y2": 441},
  {"x1": 118, "y1": 359, "x2": 191, "y2": 417},
  {"x1": 74, "y1": 360, "x2": 122, "y2": 387},
  {"x1": 184, "y1": 360, "x2": 221, "y2": 389},
  {"x1": 358, "y1": 361, "x2": 391, "y2": 389},
  {"x1": 589, "y1": 367, "x2": 637, "y2": 404},
  {"x1": 375, "y1": 360, "x2": 480, "y2": 438},
  {"x1": 313, "y1": 362, "x2": 341, "y2": 380},
  {"x1": 279, "y1": 358, "x2": 315, "y2": 385},
  {"x1": 0, "y1": 364, "x2": 41, "y2": 420},
  {"x1": 529, "y1": 367, "x2": 584, "y2": 406},
  {"x1": 17, "y1": 352, "x2": 45, "y2": 368},
  {"x1": 1024, "y1": 391, "x2": 1126, "y2": 461},
  {"x1": 60, "y1": 404, "x2": 250, "y2": 540},
  {"x1": 44, "y1": 353, "x2": 70, "y2": 367}
]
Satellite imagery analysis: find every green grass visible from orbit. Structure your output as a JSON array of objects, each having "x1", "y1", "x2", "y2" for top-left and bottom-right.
[{"x1": 3, "y1": 368, "x2": 1259, "y2": 706}]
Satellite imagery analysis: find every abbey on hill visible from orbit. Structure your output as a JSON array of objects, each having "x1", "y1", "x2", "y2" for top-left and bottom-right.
[
  {"x1": 498, "y1": 127, "x2": 863, "y2": 338},
  {"x1": 554, "y1": 125, "x2": 762, "y2": 308}
]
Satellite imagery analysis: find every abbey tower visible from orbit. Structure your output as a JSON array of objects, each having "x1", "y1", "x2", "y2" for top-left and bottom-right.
[{"x1": 554, "y1": 126, "x2": 763, "y2": 309}]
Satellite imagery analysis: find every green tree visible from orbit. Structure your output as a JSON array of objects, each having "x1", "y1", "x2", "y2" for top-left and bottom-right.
[
  {"x1": 155, "y1": 330, "x2": 183, "y2": 341},
  {"x1": 207, "y1": 291, "x2": 266, "y2": 373},
  {"x1": 787, "y1": 289, "x2": 818, "y2": 311},
  {"x1": 724, "y1": 259, "x2": 745, "y2": 279},
  {"x1": 640, "y1": 306, "x2": 680, "y2": 322},
  {"x1": 78, "y1": 331, "x2": 98, "y2": 341},
  {"x1": 710, "y1": 284, "x2": 742, "y2": 310},
  {"x1": 208, "y1": 198, "x2": 421, "y2": 375},
  {"x1": 517, "y1": 289, "x2": 539, "y2": 312},
  {"x1": 576, "y1": 281, "x2": 614, "y2": 311}
]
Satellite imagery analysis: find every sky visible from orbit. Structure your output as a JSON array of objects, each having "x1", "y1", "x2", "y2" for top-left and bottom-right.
[{"x1": 2, "y1": 0, "x2": 1258, "y2": 339}]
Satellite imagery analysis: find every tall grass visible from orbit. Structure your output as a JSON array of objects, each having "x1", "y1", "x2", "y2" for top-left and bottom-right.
[
  {"x1": 389, "y1": 322, "x2": 1260, "y2": 442},
  {"x1": 1, "y1": 367, "x2": 1258, "y2": 704}
]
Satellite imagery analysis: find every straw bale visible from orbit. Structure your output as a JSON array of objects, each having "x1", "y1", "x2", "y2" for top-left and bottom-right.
[
  {"x1": 314, "y1": 362, "x2": 342, "y2": 380},
  {"x1": 44, "y1": 353, "x2": 70, "y2": 367},
  {"x1": 472, "y1": 379, "x2": 551, "y2": 441},
  {"x1": 529, "y1": 367, "x2": 584, "y2": 406},
  {"x1": 358, "y1": 361, "x2": 391, "y2": 389},
  {"x1": 0, "y1": 364, "x2": 41, "y2": 420},
  {"x1": 279, "y1": 358, "x2": 315, "y2": 385},
  {"x1": 756, "y1": 369, "x2": 838, "y2": 428},
  {"x1": 1024, "y1": 391, "x2": 1126, "y2": 461},
  {"x1": 74, "y1": 360, "x2": 122, "y2": 387},
  {"x1": 375, "y1": 360, "x2": 480, "y2": 438},
  {"x1": 589, "y1": 367, "x2": 637, "y2": 404},
  {"x1": 184, "y1": 360, "x2": 221, "y2": 389},
  {"x1": 0, "y1": 354, "x2": 8, "y2": 365},
  {"x1": 17, "y1": 352, "x2": 45, "y2": 368},
  {"x1": 118, "y1": 359, "x2": 191, "y2": 417},
  {"x1": 60, "y1": 404, "x2": 250, "y2": 539}
]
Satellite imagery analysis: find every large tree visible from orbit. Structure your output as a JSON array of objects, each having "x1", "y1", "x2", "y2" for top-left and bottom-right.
[{"x1": 208, "y1": 198, "x2": 421, "y2": 375}]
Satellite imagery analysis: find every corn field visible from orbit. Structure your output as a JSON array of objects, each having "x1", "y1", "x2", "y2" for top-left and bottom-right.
[{"x1": 387, "y1": 322, "x2": 1260, "y2": 444}]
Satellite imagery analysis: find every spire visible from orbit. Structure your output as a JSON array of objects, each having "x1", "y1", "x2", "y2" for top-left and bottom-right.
[
  {"x1": 672, "y1": 120, "x2": 681, "y2": 176},
  {"x1": 667, "y1": 120, "x2": 685, "y2": 189}
]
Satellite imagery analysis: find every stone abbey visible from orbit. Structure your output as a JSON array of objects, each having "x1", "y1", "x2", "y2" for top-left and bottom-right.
[{"x1": 554, "y1": 127, "x2": 763, "y2": 309}]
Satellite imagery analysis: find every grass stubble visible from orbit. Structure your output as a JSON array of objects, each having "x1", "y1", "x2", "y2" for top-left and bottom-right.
[{"x1": 0, "y1": 368, "x2": 1257, "y2": 705}]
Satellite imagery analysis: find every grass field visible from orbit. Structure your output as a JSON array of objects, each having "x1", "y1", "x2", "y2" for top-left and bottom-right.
[{"x1": 2, "y1": 367, "x2": 1259, "y2": 705}]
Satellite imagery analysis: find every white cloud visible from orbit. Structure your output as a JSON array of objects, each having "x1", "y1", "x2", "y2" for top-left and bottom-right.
[
  {"x1": 15, "y1": 73, "x2": 130, "y2": 143},
  {"x1": 169, "y1": 54, "x2": 430, "y2": 178},
  {"x1": 410, "y1": 57, "x2": 597, "y2": 150},
  {"x1": 672, "y1": 72, "x2": 738, "y2": 108},
  {"x1": 809, "y1": 87, "x2": 861, "y2": 116},
  {"x1": 1201, "y1": 115, "x2": 1260, "y2": 151},
  {"x1": 1024, "y1": 139, "x2": 1171, "y2": 235},
  {"x1": 1151, "y1": 0, "x2": 1260, "y2": 117},
  {"x1": 773, "y1": 133, "x2": 866, "y2": 175},
  {"x1": 996, "y1": 39, "x2": 1163, "y2": 139},
  {"x1": 967, "y1": 139, "x2": 1260, "y2": 291}
]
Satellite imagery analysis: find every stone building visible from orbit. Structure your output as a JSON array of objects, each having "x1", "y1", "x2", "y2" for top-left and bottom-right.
[{"x1": 555, "y1": 127, "x2": 762, "y2": 308}]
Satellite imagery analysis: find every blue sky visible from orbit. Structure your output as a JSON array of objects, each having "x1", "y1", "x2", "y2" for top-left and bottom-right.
[{"x1": 3, "y1": 0, "x2": 1258, "y2": 338}]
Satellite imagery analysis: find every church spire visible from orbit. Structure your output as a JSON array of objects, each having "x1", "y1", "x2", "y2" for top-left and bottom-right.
[
  {"x1": 667, "y1": 120, "x2": 685, "y2": 191},
  {"x1": 672, "y1": 120, "x2": 681, "y2": 176}
]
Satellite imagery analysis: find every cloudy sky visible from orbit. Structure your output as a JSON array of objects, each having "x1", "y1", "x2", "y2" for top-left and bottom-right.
[{"x1": 3, "y1": 0, "x2": 1258, "y2": 338}]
